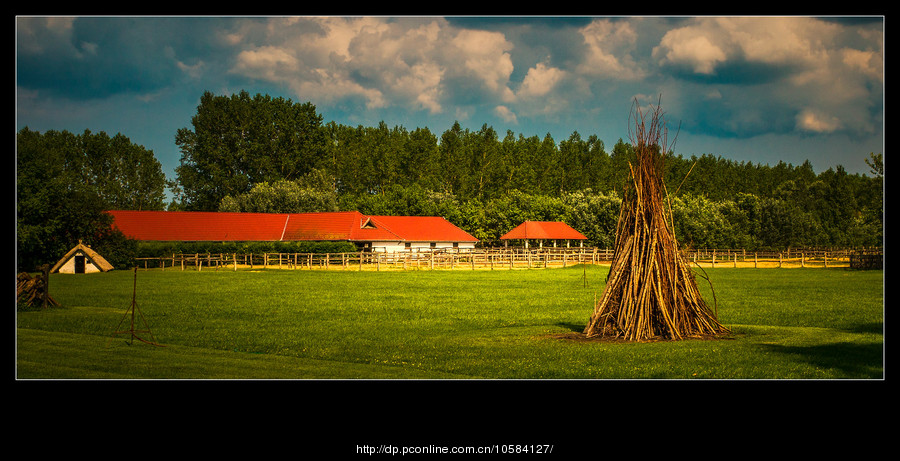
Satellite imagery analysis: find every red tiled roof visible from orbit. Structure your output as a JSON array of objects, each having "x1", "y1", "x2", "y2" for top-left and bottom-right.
[
  {"x1": 369, "y1": 216, "x2": 478, "y2": 242},
  {"x1": 106, "y1": 210, "x2": 477, "y2": 243},
  {"x1": 282, "y1": 211, "x2": 403, "y2": 242},
  {"x1": 107, "y1": 210, "x2": 288, "y2": 241},
  {"x1": 499, "y1": 221, "x2": 587, "y2": 240}
]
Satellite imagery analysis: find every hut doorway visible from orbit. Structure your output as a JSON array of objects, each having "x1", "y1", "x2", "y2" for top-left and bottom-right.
[{"x1": 74, "y1": 255, "x2": 86, "y2": 273}]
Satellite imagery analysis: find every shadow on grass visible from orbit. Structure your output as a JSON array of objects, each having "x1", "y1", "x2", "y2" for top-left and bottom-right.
[
  {"x1": 844, "y1": 322, "x2": 883, "y2": 335},
  {"x1": 763, "y1": 341, "x2": 883, "y2": 379},
  {"x1": 557, "y1": 322, "x2": 586, "y2": 333}
]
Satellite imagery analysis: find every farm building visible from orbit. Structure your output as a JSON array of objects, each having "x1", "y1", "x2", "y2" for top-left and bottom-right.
[
  {"x1": 51, "y1": 240, "x2": 115, "y2": 274},
  {"x1": 106, "y1": 210, "x2": 478, "y2": 252},
  {"x1": 499, "y1": 221, "x2": 587, "y2": 248}
]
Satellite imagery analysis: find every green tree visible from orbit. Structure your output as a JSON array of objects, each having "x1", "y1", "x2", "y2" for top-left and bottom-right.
[
  {"x1": 438, "y1": 122, "x2": 468, "y2": 196},
  {"x1": 218, "y1": 175, "x2": 339, "y2": 214},
  {"x1": 17, "y1": 127, "x2": 159, "y2": 271},
  {"x1": 563, "y1": 189, "x2": 620, "y2": 248},
  {"x1": 174, "y1": 90, "x2": 327, "y2": 210}
]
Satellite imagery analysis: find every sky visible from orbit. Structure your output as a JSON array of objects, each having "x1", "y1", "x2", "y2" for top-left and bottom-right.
[{"x1": 16, "y1": 16, "x2": 884, "y2": 195}]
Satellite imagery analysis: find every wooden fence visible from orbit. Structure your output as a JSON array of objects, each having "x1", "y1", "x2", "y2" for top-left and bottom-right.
[
  {"x1": 134, "y1": 248, "x2": 614, "y2": 272},
  {"x1": 132, "y1": 247, "x2": 879, "y2": 272}
]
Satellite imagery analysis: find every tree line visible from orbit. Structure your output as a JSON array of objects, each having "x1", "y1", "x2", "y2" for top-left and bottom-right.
[{"x1": 17, "y1": 90, "x2": 883, "y2": 270}]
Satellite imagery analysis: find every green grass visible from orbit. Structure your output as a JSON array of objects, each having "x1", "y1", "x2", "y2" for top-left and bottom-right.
[{"x1": 16, "y1": 265, "x2": 883, "y2": 379}]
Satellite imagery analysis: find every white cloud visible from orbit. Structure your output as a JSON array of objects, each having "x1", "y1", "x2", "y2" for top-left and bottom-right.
[
  {"x1": 518, "y1": 62, "x2": 565, "y2": 98},
  {"x1": 796, "y1": 108, "x2": 843, "y2": 133},
  {"x1": 654, "y1": 30, "x2": 726, "y2": 75},
  {"x1": 494, "y1": 105, "x2": 517, "y2": 124},
  {"x1": 449, "y1": 28, "x2": 516, "y2": 102},
  {"x1": 578, "y1": 19, "x2": 643, "y2": 79},
  {"x1": 652, "y1": 17, "x2": 837, "y2": 75}
]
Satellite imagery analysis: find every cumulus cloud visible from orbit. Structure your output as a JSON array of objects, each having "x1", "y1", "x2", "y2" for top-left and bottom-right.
[
  {"x1": 796, "y1": 108, "x2": 843, "y2": 133},
  {"x1": 577, "y1": 19, "x2": 643, "y2": 79},
  {"x1": 650, "y1": 17, "x2": 883, "y2": 138},
  {"x1": 517, "y1": 62, "x2": 566, "y2": 98},
  {"x1": 222, "y1": 17, "x2": 522, "y2": 115},
  {"x1": 653, "y1": 17, "x2": 835, "y2": 77},
  {"x1": 447, "y1": 28, "x2": 516, "y2": 102},
  {"x1": 494, "y1": 105, "x2": 518, "y2": 124}
]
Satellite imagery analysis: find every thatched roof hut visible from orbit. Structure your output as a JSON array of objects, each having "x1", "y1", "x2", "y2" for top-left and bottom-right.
[{"x1": 50, "y1": 241, "x2": 114, "y2": 274}]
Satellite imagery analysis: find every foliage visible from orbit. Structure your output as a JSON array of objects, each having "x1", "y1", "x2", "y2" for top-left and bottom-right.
[
  {"x1": 218, "y1": 171, "x2": 339, "y2": 213},
  {"x1": 16, "y1": 127, "x2": 166, "y2": 271},
  {"x1": 174, "y1": 90, "x2": 328, "y2": 211}
]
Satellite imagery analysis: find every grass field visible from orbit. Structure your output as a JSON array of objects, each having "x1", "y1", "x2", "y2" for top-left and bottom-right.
[{"x1": 16, "y1": 265, "x2": 883, "y2": 379}]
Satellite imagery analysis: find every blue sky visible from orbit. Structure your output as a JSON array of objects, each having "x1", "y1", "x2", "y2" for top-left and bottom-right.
[{"x1": 16, "y1": 16, "x2": 884, "y2": 192}]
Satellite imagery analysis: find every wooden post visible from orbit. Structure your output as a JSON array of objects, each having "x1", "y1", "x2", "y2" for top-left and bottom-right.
[
  {"x1": 754, "y1": 252, "x2": 758, "y2": 268},
  {"x1": 41, "y1": 264, "x2": 50, "y2": 309}
]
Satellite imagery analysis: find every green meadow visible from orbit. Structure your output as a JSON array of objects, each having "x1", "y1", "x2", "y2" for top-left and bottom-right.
[{"x1": 16, "y1": 265, "x2": 883, "y2": 379}]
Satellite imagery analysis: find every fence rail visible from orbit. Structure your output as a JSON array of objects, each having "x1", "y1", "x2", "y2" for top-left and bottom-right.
[{"x1": 132, "y1": 247, "x2": 880, "y2": 272}]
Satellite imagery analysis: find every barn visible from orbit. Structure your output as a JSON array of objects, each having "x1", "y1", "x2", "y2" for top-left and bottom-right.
[
  {"x1": 499, "y1": 221, "x2": 588, "y2": 248},
  {"x1": 106, "y1": 210, "x2": 478, "y2": 252},
  {"x1": 51, "y1": 240, "x2": 115, "y2": 274}
]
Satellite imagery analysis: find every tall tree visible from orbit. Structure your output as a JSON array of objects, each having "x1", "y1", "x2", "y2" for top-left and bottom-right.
[
  {"x1": 16, "y1": 127, "x2": 160, "y2": 270},
  {"x1": 438, "y1": 121, "x2": 467, "y2": 196},
  {"x1": 174, "y1": 90, "x2": 327, "y2": 210}
]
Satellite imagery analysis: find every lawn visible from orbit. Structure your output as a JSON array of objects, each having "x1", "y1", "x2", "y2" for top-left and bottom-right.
[{"x1": 16, "y1": 265, "x2": 883, "y2": 379}]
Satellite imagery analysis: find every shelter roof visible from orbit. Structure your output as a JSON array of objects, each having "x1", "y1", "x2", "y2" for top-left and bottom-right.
[
  {"x1": 499, "y1": 221, "x2": 587, "y2": 240},
  {"x1": 106, "y1": 210, "x2": 478, "y2": 243},
  {"x1": 50, "y1": 241, "x2": 114, "y2": 273}
]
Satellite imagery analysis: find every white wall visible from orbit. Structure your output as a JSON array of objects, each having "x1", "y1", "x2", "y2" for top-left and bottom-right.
[
  {"x1": 57, "y1": 252, "x2": 103, "y2": 274},
  {"x1": 369, "y1": 241, "x2": 476, "y2": 253}
]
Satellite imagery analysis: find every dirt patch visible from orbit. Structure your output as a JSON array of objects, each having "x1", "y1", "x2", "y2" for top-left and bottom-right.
[{"x1": 546, "y1": 331, "x2": 736, "y2": 344}]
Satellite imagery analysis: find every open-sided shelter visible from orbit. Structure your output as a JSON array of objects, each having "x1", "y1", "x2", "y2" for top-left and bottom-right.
[
  {"x1": 499, "y1": 221, "x2": 587, "y2": 248},
  {"x1": 51, "y1": 240, "x2": 115, "y2": 274},
  {"x1": 106, "y1": 210, "x2": 478, "y2": 252}
]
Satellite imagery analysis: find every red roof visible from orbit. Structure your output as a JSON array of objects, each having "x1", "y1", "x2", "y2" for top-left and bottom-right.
[
  {"x1": 106, "y1": 210, "x2": 477, "y2": 243},
  {"x1": 369, "y1": 216, "x2": 478, "y2": 242},
  {"x1": 499, "y1": 221, "x2": 587, "y2": 240},
  {"x1": 107, "y1": 210, "x2": 288, "y2": 241}
]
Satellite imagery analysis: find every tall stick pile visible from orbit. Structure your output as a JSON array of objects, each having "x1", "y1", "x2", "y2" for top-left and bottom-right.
[{"x1": 584, "y1": 99, "x2": 729, "y2": 341}]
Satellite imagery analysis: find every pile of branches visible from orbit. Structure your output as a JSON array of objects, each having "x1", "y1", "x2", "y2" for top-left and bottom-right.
[
  {"x1": 17, "y1": 271, "x2": 58, "y2": 309},
  {"x1": 584, "y1": 98, "x2": 729, "y2": 341}
]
